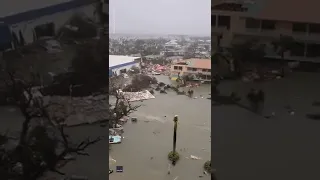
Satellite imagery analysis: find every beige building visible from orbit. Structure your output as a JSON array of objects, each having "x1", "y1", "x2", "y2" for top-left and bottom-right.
[
  {"x1": 212, "y1": 0, "x2": 320, "y2": 62},
  {"x1": 170, "y1": 58, "x2": 211, "y2": 81}
]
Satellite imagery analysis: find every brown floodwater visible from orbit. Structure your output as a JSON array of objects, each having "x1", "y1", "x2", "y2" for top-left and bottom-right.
[{"x1": 109, "y1": 75, "x2": 211, "y2": 180}]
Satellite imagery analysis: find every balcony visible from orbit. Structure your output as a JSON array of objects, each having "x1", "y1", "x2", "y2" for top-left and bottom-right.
[{"x1": 212, "y1": 26, "x2": 228, "y2": 35}]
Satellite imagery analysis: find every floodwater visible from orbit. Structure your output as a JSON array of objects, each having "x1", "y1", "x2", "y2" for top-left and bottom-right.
[
  {"x1": 109, "y1": 75, "x2": 212, "y2": 180},
  {"x1": 213, "y1": 72, "x2": 320, "y2": 180}
]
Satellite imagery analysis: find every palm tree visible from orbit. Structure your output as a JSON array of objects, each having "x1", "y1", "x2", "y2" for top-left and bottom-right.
[
  {"x1": 172, "y1": 115, "x2": 178, "y2": 153},
  {"x1": 272, "y1": 35, "x2": 294, "y2": 77}
]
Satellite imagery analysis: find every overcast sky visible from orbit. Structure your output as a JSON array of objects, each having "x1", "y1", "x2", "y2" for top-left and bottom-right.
[{"x1": 109, "y1": 0, "x2": 211, "y2": 36}]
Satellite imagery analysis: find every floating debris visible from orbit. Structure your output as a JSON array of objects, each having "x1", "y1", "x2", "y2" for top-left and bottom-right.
[{"x1": 190, "y1": 155, "x2": 202, "y2": 160}]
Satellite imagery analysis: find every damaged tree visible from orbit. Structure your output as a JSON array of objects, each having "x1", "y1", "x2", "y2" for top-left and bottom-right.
[
  {"x1": 0, "y1": 72, "x2": 101, "y2": 180},
  {"x1": 229, "y1": 39, "x2": 265, "y2": 77},
  {"x1": 109, "y1": 89, "x2": 141, "y2": 127},
  {"x1": 122, "y1": 74, "x2": 157, "y2": 92}
]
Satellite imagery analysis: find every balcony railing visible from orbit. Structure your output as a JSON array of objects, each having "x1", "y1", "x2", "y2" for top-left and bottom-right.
[{"x1": 212, "y1": 26, "x2": 228, "y2": 35}]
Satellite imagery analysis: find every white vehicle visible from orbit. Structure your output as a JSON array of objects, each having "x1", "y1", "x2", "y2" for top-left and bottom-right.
[{"x1": 151, "y1": 71, "x2": 161, "y2": 75}]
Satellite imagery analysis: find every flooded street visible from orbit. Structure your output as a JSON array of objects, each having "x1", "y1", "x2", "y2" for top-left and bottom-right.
[
  {"x1": 213, "y1": 72, "x2": 320, "y2": 180},
  {"x1": 109, "y1": 75, "x2": 211, "y2": 180}
]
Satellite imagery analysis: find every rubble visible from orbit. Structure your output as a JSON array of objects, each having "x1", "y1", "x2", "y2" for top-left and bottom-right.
[{"x1": 118, "y1": 90, "x2": 155, "y2": 102}]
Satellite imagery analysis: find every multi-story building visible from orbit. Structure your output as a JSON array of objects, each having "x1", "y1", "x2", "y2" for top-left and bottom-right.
[
  {"x1": 212, "y1": 0, "x2": 320, "y2": 63},
  {"x1": 170, "y1": 58, "x2": 211, "y2": 81}
]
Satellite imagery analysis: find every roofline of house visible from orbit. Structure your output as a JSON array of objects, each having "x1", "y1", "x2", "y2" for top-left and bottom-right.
[{"x1": 0, "y1": 0, "x2": 99, "y2": 25}]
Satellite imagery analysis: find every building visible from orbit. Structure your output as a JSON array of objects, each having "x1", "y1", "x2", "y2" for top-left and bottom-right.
[
  {"x1": 109, "y1": 55, "x2": 141, "y2": 77},
  {"x1": 0, "y1": 0, "x2": 99, "y2": 51},
  {"x1": 170, "y1": 58, "x2": 211, "y2": 81},
  {"x1": 164, "y1": 40, "x2": 180, "y2": 50},
  {"x1": 212, "y1": 0, "x2": 320, "y2": 63}
]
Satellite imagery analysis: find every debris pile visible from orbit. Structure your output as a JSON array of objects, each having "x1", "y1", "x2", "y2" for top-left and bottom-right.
[{"x1": 117, "y1": 90, "x2": 155, "y2": 102}]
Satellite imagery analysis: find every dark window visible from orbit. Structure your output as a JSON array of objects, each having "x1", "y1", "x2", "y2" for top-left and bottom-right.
[
  {"x1": 178, "y1": 66, "x2": 183, "y2": 70},
  {"x1": 306, "y1": 43, "x2": 320, "y2": 57},
  {"x1": 292, "y1": 23, "x2": 307, "y2": 33},
  {"x1": 309, "y1": 23, "x2": 320, "y2": 34},
  {"x1": 34, "y1": 23, "x2": 55, "y2": 38},
  {"x1": 261, "y1": 20, "x2": 275, "y2": 30},
  {"x1": 192, "y1": 68, "x2": 197, "y2": 71},
  {"x1": 245, "y1": 18, "x2": 260, "y2": 29},
  {"x1": 218, "y1": 16, "x2": 230, "y2": 29},
  {"x1": 212, "y1": 15, "x2": 216, "y2": 26},
  {"x1": 174, "y1": 66, "x2": 178, "y2": 70},
  {"x1": 290, "y1": 42, "x2": 305, "y2": 57}
]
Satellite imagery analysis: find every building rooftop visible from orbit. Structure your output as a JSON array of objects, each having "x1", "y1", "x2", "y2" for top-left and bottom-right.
[
  {"x1": 0, "y1": 0, "x2": 97, "y2": 24},
  {"x1": 0, "y1": 0, "x2": 71, "y2": 17},
  {"x1": 184, "y1": 58, "x2": 211, "y2": 69},
  {"x1": 109, "y1": 55, "x2": 140, "y2": 68}
]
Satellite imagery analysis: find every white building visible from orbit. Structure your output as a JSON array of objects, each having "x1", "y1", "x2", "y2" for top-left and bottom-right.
[
  {"x1": 109, "y1": 55, "x2": 141, "y2": 77},
  {"x1": 165, "y1": 40, "x2": 180, "y2": 50},
  {"x1": 0, "y1": 0, "x2": 99, "y2": 51}
]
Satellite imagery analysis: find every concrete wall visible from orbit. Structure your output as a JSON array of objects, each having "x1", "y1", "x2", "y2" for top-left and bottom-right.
[{"x1": 9, "y1": 5, "x2": 97, "y2": 45}]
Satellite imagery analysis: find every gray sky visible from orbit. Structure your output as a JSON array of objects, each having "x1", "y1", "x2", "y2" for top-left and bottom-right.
[{"x1": 109, "y1": 0, "x2": 211, "y2": 36}]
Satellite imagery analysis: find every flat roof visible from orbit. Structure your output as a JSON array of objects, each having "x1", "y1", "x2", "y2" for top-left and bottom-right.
[
  {"x1": 109, "y1": 55, "x2": 140, "y2": 69},
  {"x1": 0, "y1": 0, "x2": 97, "y2": 25}
]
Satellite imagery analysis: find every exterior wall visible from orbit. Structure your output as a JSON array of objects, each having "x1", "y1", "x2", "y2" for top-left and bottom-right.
[
  {"x1": 110, "y1": 62, "x2": 140, "y2": 76},
  {"x1": 212, "y1": 10, "x2": 320, "y2": 62},
  {"x1": 170, "y1": 64, "x2": 211, "y2": 80},
  {"x1": 10, "y1": 5, "x2": 97, "y2": 45}
]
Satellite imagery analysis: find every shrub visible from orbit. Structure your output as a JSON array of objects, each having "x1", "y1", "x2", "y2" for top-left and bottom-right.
[{"x1": 203, "y1": 160, "x2": 212, "y2": 173}]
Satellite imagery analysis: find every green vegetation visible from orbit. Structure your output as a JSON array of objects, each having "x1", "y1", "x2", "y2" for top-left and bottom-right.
[{"x1": 168, "y1": 151, "x2": 180, "y2": 163}]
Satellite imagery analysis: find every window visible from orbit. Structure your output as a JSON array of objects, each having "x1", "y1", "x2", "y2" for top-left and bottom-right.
[
  {"x1": 290, "y1": 42, "x2": 305, "y2": 57},
  {"x1": 218, "y1": 16, "x2": 230, "y2": 29},
  {"x1": 178, "y1": 66, "x2": 183, "y2": 70},
  {"x1": 202, "y1": 69, "x2": 210, "y2": 72},
  {"x1": 261, "y1": 20, "x2": 275, "y2": 30},
  {"x1": 192, "y1": 68, "x2": 197, "y2": 71},
  {"x1": 187, "y1": 67, "x2": 192, "y2": 71},
  {"x1": 212, "y1": 15, "x2": 216, "y2": 26},
  {"x1": 292, "y1": 23, "x2": 307, "y2": 33},
  {"x1": 245, "y1": 18, "x2": 260, "y2": 29},
  {"x1": 306, "y1": 43, "x2": 320, "y2": 57},
  {"x1": 174, "y1": 66, "x2": 178, "y2": 70},
  {"x1": 309, "y1": 23, "x2": 320, "y2": 34}
]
